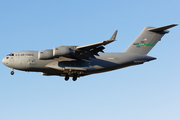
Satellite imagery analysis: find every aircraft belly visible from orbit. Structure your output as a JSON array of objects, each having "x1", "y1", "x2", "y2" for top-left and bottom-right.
[
  {"x1": 45, "y1": 60, "x2": 95, "y2": 72},
  {"x1": 85, "y1": 53, "x2": 150, "y2": 75}
]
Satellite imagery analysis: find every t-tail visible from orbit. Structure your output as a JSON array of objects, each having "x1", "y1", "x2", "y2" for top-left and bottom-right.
[{"x1": 124, "y1": 24, "x2": 178, "y2": 54}]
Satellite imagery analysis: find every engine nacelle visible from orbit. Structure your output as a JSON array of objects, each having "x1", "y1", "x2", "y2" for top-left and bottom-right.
[
  {"x1": 53, "y1": 46, "x2": 74, "y2": 57},
  {"x1": 38, "y1": 49, "x2": 53, "y2": 60}
]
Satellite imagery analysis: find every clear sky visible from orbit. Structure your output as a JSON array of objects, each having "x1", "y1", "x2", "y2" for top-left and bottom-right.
[{"x1": 0, "y1": 0, "x2": 180, "y2": 120}]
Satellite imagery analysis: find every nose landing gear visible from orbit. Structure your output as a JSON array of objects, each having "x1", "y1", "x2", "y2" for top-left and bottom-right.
[
  {"x1": 11, "y1": 71, "x2": 14, "y2": 75},
  {"x1": 10, "y1": 68, "x2": 14, "y2": 75}
]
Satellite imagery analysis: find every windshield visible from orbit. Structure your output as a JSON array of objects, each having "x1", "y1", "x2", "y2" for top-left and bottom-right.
[{"x1": 7, "y1": 53, "x2": 14, "y2": 56}]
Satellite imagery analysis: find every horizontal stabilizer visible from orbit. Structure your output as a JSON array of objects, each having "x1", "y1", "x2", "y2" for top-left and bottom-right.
[{"x1": 148, "y1": 24, "x2": 178, "y2": 32}]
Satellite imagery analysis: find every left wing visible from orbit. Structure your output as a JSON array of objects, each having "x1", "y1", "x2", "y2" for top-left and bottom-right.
[{"x1": 73, "y1": 30, "x2": 118, "y2": 60}]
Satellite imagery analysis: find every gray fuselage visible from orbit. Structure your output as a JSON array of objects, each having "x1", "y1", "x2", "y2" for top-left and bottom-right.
[{"x1": 2, "y1": 51, "x2": 156, "y2": 77}]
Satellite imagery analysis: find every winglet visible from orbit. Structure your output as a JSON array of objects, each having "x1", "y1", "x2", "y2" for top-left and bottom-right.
[
  {"x1": 148, "y1": 24, "x2": 178, "y2": 32},
  {"x1": 102, "y1": 30, "x2": 118, "y2": 45},
  {"x1": 109, "y1": 30, "x2": 118, "y2": 41}
]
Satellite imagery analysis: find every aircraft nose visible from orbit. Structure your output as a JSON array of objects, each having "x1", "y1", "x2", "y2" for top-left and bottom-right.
[{"x1": 2, "y1": 57, "x2": 6, "y2": 65}]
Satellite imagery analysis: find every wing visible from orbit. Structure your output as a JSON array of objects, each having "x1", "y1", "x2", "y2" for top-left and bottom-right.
[{"x1": 73, "y1": 30, "x2": 118, "y2": 61}]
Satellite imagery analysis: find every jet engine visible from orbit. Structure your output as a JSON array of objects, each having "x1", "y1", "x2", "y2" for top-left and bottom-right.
[
  {"x1": 53, "y1": 46, "x2": 74, "y2": 57},
  {"x1": 38, "y1": 49, "x2": 53, "y2": 60}
]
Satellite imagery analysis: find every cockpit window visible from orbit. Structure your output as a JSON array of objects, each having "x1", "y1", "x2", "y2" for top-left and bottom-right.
[
  {"x1": 7, "y1": 53, "x2": 14, "y2": 56},
  {"x1": 6, "y1": 57, "x2": 9, "y2": 59}
]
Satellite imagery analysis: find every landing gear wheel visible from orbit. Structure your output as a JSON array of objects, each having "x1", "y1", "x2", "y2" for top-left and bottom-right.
[
  {"x1": 72, "y1": 75, "x2": 77, "y2": 81},
  {"x1": 65, "y1": 75, "x2": 69, "y2": 81},
  {"x1": 11, "y1": 71, "x2": 14, "y2": 75}
]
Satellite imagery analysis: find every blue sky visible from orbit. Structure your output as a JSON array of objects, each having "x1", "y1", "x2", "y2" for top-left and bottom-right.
[{"x1": 0, "y1": 0, "x2": 180, "y2": 120}]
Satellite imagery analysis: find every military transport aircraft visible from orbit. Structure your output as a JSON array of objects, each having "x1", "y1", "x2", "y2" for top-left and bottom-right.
[{"x1": 2, "y1": 24, "x2": 177, "y2": 81}]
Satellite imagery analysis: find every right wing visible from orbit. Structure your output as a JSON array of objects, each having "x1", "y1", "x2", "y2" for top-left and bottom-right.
[{"x1": 73, "y1": 30, "x2": 118, "y2": 61}]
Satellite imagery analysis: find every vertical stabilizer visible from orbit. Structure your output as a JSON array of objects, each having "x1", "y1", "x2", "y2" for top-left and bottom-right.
[{"x1": 124, "y1": 24, "x2": 177, "y2": 54}]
